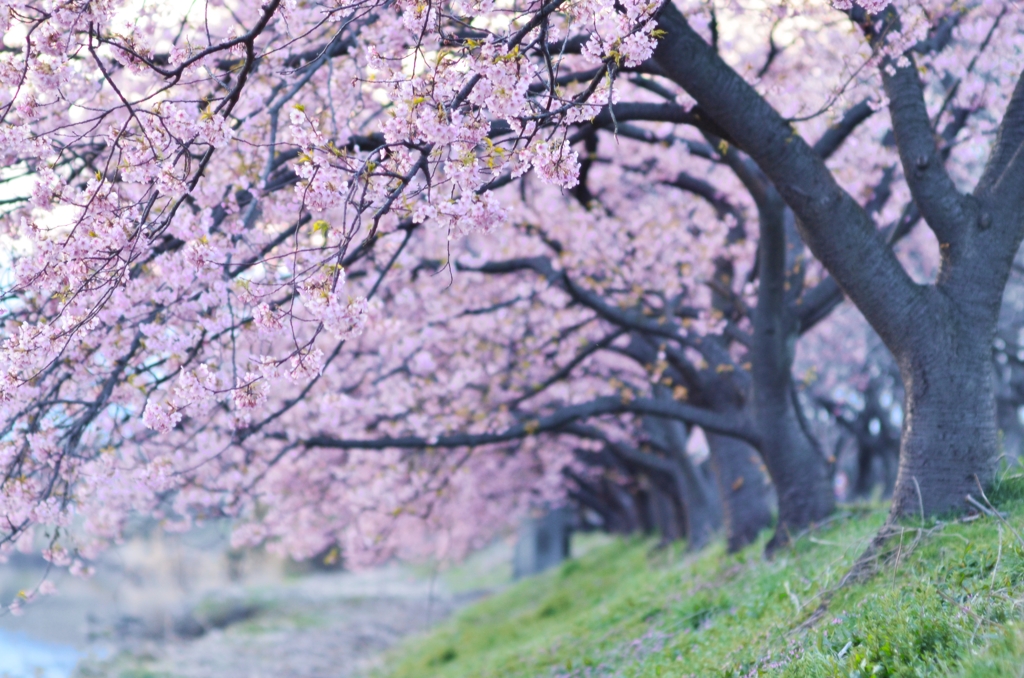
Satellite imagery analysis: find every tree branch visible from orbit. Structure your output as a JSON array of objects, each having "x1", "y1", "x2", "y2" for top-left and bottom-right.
[
  {"x1": 572, "y1": 102, "x2": 734, "y2": 144},
  {"x1": 302, "y1": 395, "x2": 759, "y2": 450},
  {"x1": 652, "y1": 1, "x2": 921, "y2": 354},
  {"x1": 812, "y1": 98, "x2": 875, "y2": 161},
  {"x1": 877, "y1": 12, "x2": 968, "y2": 245},
  {"x1": 978, "y1": 73, "x2": 1024, "y2": 208}
]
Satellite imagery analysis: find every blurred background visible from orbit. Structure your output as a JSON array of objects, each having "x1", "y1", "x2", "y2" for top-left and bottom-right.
[{"x1": 0, "y1": 522, "x2": 532, "y2": 678}]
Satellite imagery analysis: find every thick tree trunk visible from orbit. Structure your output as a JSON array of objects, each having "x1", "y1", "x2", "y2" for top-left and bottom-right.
[
  {"x1": 513, "y1": 508, "x2": 571, "y2": 578},
  {"x1": 853, "y1": 442, "x2": 875, "y2": 498},
  {"x1": 851, "y1": 431, "x2": 900, "y2": 499},
  {"x1": 757, "y1": 409, "x2": 834, "y2": 549},
  {"x1": 751, "y1": 195, "x2": 834, "y2": 549},
  {"x1": 996, "y1": 397, "x2": 1024, "y2": 464},
  {"x1": 670, "y1": 447, "x2": 721, "y2": 549},
  {"x1": 642, "y1": 407, "x2": 722, "y2": 549},
  {"x1": 705, "y1": 432, "x2": 772, "y2": 552},
  {"x1": 845, "y1": 372, "x2": 902, "y2": 498},
  {"x1": 690, "y1": 122, "x2": 836, "y2": 550},
  {"x1": 890, "y1": 316, "x2": 999, "y2": 517},
  {"x1": 672, "y1": 464, "x2": 719, "y2": 549}
]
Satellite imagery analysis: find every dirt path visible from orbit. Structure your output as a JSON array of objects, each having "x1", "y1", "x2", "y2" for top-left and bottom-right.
[
  {"x1": 0, "y1": 527, "x2": 508, "y2": 678},
  {"x1": 75, "y1": 567, "x2": 467, "y2": 678}
]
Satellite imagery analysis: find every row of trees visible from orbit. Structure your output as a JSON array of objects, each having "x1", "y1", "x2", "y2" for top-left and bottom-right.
[{"x1": 1, "y1": 0, "x2": 1024, "y2": 595}]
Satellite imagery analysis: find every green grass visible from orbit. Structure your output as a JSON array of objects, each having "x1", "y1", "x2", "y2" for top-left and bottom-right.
[{"x1": 380, "y1": 472, "x2": 1024, "y2": 677}]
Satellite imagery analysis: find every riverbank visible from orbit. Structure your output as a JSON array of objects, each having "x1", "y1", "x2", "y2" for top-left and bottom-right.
[{"x1": 1, "y1": 525, "x2": 514, "y2": 678}]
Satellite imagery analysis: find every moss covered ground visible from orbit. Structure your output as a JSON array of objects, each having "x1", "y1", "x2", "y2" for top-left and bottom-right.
[{"x1": 381, "y1": 472, "x2": 1024, "y2": 677}]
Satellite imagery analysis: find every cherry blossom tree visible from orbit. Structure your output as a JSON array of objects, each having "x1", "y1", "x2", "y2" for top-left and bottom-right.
[
  {"x1": 652, "y1": 0, "x2": 1024, "y2": 521},
  {"x1": 2, "y1": 0, "x2": 1023, "y2": 608}
]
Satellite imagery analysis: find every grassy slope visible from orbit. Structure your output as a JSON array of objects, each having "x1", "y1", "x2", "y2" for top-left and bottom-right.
[{"x1": 382, "y1": 474, "x2": 1024, "y2": 678}]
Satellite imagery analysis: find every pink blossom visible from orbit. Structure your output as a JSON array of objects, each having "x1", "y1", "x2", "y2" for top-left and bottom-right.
[
  {"x1": 520, "y1": 140, "x2": 580, "y2": 189},
  {"x1": 143, "y1": 401, "x2": 182, "y2": 433},
  {"x1": 233, "y1": 373, "x2": 269, "y2": 409},
  {"x1": 253, "y1": 303, "x2": 284, "y2": 334}
]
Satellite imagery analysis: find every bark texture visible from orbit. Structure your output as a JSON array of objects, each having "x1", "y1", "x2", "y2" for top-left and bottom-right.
[{"x1": 890, "y1": 292, "x2": 1001, "y2": 516}]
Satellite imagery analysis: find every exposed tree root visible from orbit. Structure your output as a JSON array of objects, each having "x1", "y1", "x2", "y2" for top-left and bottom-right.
[{"x1": 790, "y1": 516, "x2": 952, "y2": 635}]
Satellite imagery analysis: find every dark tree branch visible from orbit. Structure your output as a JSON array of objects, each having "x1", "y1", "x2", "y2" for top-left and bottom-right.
[
  {"x1": 661, "y1": 171, "x2": 743, "y2": 226},
  {"x1": 508, "y1": 329, "x2": 627, "y2": 408},
  {"x1": 877, "y1": 16, "x2": 968, "y2": 245},
  {"x1": 302, "y1": 394, "x2": 759, "y2": 450},
  {"x1": 572, "y1": 102, "x2": 734, "y2": 144},
  {"x1": 652, "y1": 1, "x2": 920, "y2": 354},
  {"x1": 629, "y1": 75, "x2": 679, "y2": 101},
  {"x1": 756, "y1": 18, "x2": 784, "y2": 79},
  {"x1": 459, "y1": 256, "x2": 748, "y2": 389},
  {"x1": 979, "y1": 74, "x2": 1024, "y2": 211},
  {"x1": 812, "y1": 98, "x2": 875, "y2": 161}
]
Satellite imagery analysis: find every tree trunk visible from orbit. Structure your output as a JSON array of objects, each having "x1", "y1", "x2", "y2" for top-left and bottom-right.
[
  {"x1": 692, "y1": 124, "x2": 836, "y2": 550},
  {"x1": 996, "y1": 395, "x2": 1024, "y2": 464},
  {"x1": 702, "y1": 203, "x2": 775, "y2": 552},
  {"x1": 757, "y1": 407, "x2": 834, "y2": 550},
  {"x1": 608, "y1": 477, "x2": 646, "y2": 533},
  {"x1": 634, "y1": 483, "x2": 657, "y2": 535},
  {"x1": 853, "y1": 440, "x2": 875, "y2": 498},
  {"x1": 751, "y1": 194, "x2": 834, "y2": 550},
  {"x1": 513, "y1": 508, "x2": 571, "y2": 578},
  {"x1": 706, "y1": 432, "x2": 772, "y2": 552},
  {"x1": 565, "y1": 469, "x2": 626, "y2": 533},
  {"x1": 671, "y1": 458, "x2": 719, "y2": 549},
  {"x1": 890, "y1": 312, "x2": 999, "y2": 517},
  {"x1": 648, "y1": 481, "x2": 686, "y2": 545},
  {"x1": 641, "y1": 407, "x2": 722, "y2": 549}
]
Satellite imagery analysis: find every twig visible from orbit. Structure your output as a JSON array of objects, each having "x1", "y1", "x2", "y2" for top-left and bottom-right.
[
  {"x1": 991, "y1": 526, "x2": 1003, "y2": 588},
  {"x1": 966, "y1": 494, "x2": 1003, "y2": 519},
  {"x1": 891, "y1": 529, "x2": 904, "y2": 589},
  {"x1": 973, "y1": 476, "x2": 1024, "y2": 548},
  {"x1": 936, "y1": 589, "x2": 985, "y2": 624},
  {"x1": 912, "y1": 476, "x2": 924, "y2": 523}
]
